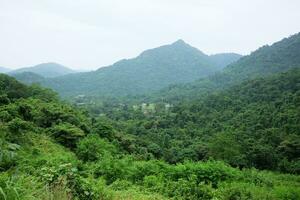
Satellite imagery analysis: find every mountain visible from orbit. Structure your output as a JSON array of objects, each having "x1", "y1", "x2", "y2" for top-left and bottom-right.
[
  {"x1": 11, "y1": 72, "x2": 45, "y2": 84},
  {"x1": 9, "y1": 62, "x2": 75, "y2": 78},
  {"x1": 1, "y1": 71, "x2": 299, "y2": 199},
  {"x1": 0, "y1": 66, "x2": 11, "y2": 73},
  {"x1": 154, "y1": 32, "x2": 300, "y2": 102},
  {"x1": 107, "y1": 68, "x2": 300, "y2": 171},
  {"x1": 39, "y1": 40, "x2": 240, "y2": 97},
  {"x1": 209, "y1": 53, "x2": 242, "y2": 70},
  {"x1": 225, "y1": 32, "x2": 300, "y2": 78}
]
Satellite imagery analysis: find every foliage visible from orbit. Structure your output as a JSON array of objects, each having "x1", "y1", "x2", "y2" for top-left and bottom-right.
[
  {"x1": 98, "y1": 69, "x2": 300, "y2": 173},
  {"x1": 48, "y1": 123, "x2": 85, "y2": 149},
  {"x1": 27, "y1": 41, "x2": 240, "y2": 97},
  {"x1": 154, "y1": 32, "x2": 300, "y2": 102},
  {"x1": 1, "y1": 66, "x2": 300, "y2": 200},
  {"x1": 76, "y1": 134, "x2": 116, "y2": 162}
]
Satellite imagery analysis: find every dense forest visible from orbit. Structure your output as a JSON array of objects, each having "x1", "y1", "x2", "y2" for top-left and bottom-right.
[
  {"x1": 92, "y1": 69, "x2": 300, "y2": 172},
  {"x1": 1, "y1": 0, "x2": 300, "y2": 198},
  {"x1": 0, "y1": 73, "x2": 300, "y2": 200},
  {"x1": 1, "y1": 33, "x2": 300, "y2": 200},
  {"x1": 151, "y1": 32, "x2": 300, "y2": 102},
  {"x1": 8, "y1": 63, "x2": 75, "y2": 78},
  {"x1": 11, "y1": 41, "x2": 241, "y2": 98}
]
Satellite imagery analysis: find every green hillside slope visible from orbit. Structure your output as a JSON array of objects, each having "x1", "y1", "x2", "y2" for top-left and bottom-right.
[
  {"x1": 1, "y1": 74, "x2": 299, "y2": 199},
  {"x1": 96, "y1": 69, "x2": 300, "y2": 173},
  {"x1": 11, "y1": 72, "x2": 45, "y2": 84},
  {"x1": 40, "y1": 40, "x2": 240, "y2": 97},
  {"x1": 10, "y1": 62, "x2": 75, "y2": 78},
  {"x1": 155, "y1": 32, "x2": 300, "y2": 102}
]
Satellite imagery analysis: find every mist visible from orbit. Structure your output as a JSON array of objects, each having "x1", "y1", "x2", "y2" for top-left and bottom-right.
[{"x1": 1, "y1": 0, "x2": 300, "y2": 70}]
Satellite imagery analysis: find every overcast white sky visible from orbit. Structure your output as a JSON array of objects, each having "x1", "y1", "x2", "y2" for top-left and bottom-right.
[{"x1": 1, "y1": 0, "x2": 300, "y2": 70}]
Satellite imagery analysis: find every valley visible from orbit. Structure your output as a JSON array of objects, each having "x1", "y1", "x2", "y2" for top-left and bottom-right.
[{"x1": 1, "y1": 32, "x2": 300, "y2": 200}]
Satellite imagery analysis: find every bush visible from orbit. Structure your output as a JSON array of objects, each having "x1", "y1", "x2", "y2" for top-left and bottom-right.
[
  {"x1": 274, "y1": 186, "x2": 300, "y2": 200},
  {"x1": 163, "y1": 175, "x2": 214, "y2": 200},
  {"x1": 109, "y1": 179, "x2": 133, "y2": 191},
  {"x1": 0, "y1": 111, "x2": 12, "y2": 122},
  {"x1": 0, "y1": 140, "x2": 20, "y2": 171},
  {"x1": 93, "y1": 121, "x2": 115, "y2": 141},
  {"x1": 0, "y1": 174, "x2": 20, "y2": 200},
  {"x1": 8, "y1": 118, "x2": 33, "y2": 134},
  {"x1": 93, "y1": 156, "x2": 134, "y2": 184},
  {"x1": 164, "y1": 161, "x2": 240, "y2": 187},
  {"x1": 76, "y1": 134, "x2": 116, "y2": 162},
  {"x1": 0, "y1": 94, "x2": 10, "y2": 105},
  {"x1": 48, "y1": 123, "x2": 85, "y2": 148},
  {"x1": 216, "y1": 182, "x2": 255, "y2": 200},
  {"x1": 40, "y1": 163, "x2": 102, "y2": 200}
]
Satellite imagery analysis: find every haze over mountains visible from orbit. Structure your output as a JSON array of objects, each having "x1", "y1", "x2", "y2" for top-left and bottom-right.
[
  {"x1": 1, "y1": 30, "x2": 300, "y2": 200},
  {"x1": 5, "y1": 32, "x2": 300, "y2": 100},
  {"x1": 155, "y1": 32, "x2": 300, "y2": 101},
  {"x1": 11, "y1": 40, "x2": 241, "y2": 97},
  {"x1": 1, "y1": 0, "x2": 300, "y2": 198},
  {"x1": 9, "y1": 62, "x2": 75, "y2": 78}
]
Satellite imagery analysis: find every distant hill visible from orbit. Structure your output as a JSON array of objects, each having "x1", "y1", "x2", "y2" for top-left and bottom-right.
[
  {"x1": 39, "y1": 40, "x2": 240, "y2": 97},
  {"x1": 209, "y1": 53, "x2": 242, "y2": 70},
  {"x1": 9, "y1": 62, "x2": 75, "y2": 78},
  {"x1": 116, "y1": 68, "x2": 300, "y2": 169},
  {"x1": 1, "y1": 66, "x2": 300, "y2": 199},
  {"x1": 11, "y1": 72, "x2": 45, "y2": 84},
  {"x1": 0, "y1": 67, "x2": 11, "y2": 73},
  {"x1": 225, "y1": 33, "x2": 300, "y2": 78},
  {"x1": 154, "y1": 32, "x2": 300, "y2": 102}
]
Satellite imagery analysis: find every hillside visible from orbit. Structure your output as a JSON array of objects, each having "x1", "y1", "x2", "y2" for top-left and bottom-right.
[
  {"x1": 1, "y1": 74, "x2": 299, "y2": 199},
  {"x1": 39, "y1": 40, "x2": 241, "y2": 97},
  {"x1": 96, "y1": 68, "x2": 300, "y2": 172},
  {"x1": 154, "y1": 32, "x2": 300, "y2": 102},
  {"x1": 11, "y1": 72, "x2": 45, "y2": 84},
  {"x1": 9, "y1": 62, "x2": 75, "y2": 78},
  {"x1": 209, "y1": 53, "x2": 242, "y2": 70}
]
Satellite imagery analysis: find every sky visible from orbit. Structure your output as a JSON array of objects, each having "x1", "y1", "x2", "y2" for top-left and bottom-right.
[{"x1": 1, "y1": 0, "x2": 300, "y2": 70}]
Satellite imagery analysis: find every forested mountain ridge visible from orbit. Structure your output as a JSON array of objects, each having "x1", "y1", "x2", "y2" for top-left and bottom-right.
[
  {"x1": 36, "y1": 40, "x2": 241, "y2": 97},
  {"x1": 1, "y1": 74, "x2": 300, "y2": 199},
  {"x1": 209, "y1": 53, "x2": 242, "y2": 70},
  {"x1": 225, "y1": 32, "x2": 300, "y2": 78},
  {"x1": 101, "y1": 68, "x2": 300, "y2": 172},
  {"x1": 9, "y1": 62, "x2": 75, "y2": 78},
  {"x1": 154, "y1": 32, "x2": 300, "y2": 102},
  {"x1": 11, "y1": 72, "x2": 45, "y2": 84}
]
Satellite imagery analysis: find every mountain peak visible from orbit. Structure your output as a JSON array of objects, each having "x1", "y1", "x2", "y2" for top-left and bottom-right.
[
  {"x1": 9, "y1": 62, "x2": 74, "y2": 78},
  {"x1": 172, "y1": 39, "x2": 187, "y2": 46},
  {"x1": 37, "y1": 62, "x2": 61, "y2": 66},
  {"x1": 34, "y1": 62, "x2": 68, "y2": 69},
  {"x1": 138, "y1": 39, "x2": 195, "y2": 58}
]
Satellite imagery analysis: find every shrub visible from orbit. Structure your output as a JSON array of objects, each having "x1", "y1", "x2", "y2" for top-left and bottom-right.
[
  {"x1": 163, "y1": 175, "x2": 214, "y2": 200},
  {"x1": 93, "y1": 121, "x2": 115, "y2": 141},
  {"x1": 0, "y1": 95, "x2": 10, "y2": 106},
  {"x1": 7, "y1": 118, "x2": 33, "y2": 134},
  {"x1": 274, "y1": 186, "x2": 300, "y2": 200},
  {"x1": 76, "y1": 134, "x2": 116, "y2": 162},
  {"x1": 40, "y1": 163, "x2": 102, "y2": 200},
  {"x1": 93, "y1": 156, "x2": 134, "y2": 184},
  {"x1": 0, "y1": 111, "x2": 12, "y2": 123},
  {"x1": 0, "y1": 140, "x2": 20, "y2": 171},
  {"x1": 109, "y1": 179, "x2": 133, "y2": 191},
  {"x1": 48, "y1": 123, "x2": 85, "y2": 148},
  {"x1": 0, "y1": 174, "x2": 20, "y2": 200}
]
